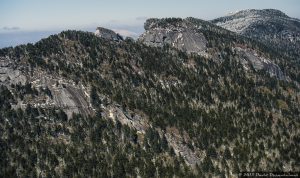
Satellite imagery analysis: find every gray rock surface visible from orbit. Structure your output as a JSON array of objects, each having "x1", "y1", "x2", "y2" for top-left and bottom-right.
[
  {"x1": 52, "y1": 83, "x2": 92, "y2": 117},
  {"x1": 0, "y1": 57, "x2": 26, "y2": 85},
  {"x1": 235, "y1": 47, "x2": 285, "y2": 80},
  {"x1": 95, "y1": 27, "x2": 123, "y2": 41},
  {"x1": 138, "y1": 18, "x2": 207, "y2": 54},
  {"x1": 104, "y1": 104, "x2": 201, "y2": 166},
  {"x1": 1, "y1": 57, "x2": 93, "y2": 118}
]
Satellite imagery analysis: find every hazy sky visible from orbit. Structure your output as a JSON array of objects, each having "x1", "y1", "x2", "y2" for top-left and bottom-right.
[
  {"x1": 1, "y1": 0, "x2": 300, "y2": 31},
  {"x1": 0, "y1": 0, "x2": 299, "y2": 47}
]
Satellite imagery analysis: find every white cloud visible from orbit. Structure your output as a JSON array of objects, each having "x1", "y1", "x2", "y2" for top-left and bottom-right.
[
  {"x1": 113, "y1": 29, "x2": 139, "y2": 38},
  {"x1": 3, "y1": 26, "x2": 20, "y2": 31}
]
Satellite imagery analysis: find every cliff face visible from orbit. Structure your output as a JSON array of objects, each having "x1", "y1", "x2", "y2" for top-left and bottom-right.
[
  {"x1": 234, "y1": 47, "x2": 285, "y2": 80},
  {"x1": 0, "y1": 56, "x2": 93, "y2": 118},
  {"x1": 138, "y1": 18, "x2": 207, "y2": 54},
  {"x1": 95, "y1": 27, "x2": 123, "y2": 41}
]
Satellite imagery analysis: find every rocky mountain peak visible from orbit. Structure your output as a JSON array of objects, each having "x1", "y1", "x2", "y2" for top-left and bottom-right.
[
  {"x1": 212, "y1": 9, "x2": 300, "y2": 57},
  {"x1": 211, "y1": 9, "x2": 291, "y2": 32},
  {"x1": 139, "y1": 18, "x2": 207, "y2": 54},
  {"x1": 231, "y1": 9, "x2": 289, "y2": 19},
  {"x1": 95, "y1": 27, "x2": 123, "y2": 41}
]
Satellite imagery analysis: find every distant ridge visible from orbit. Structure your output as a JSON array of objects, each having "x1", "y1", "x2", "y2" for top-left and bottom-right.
[{"x1": 212, "y1": 9, "x2": 300, "y2": 57}]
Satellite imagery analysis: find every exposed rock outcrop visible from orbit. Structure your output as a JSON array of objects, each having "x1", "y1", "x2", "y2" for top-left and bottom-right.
[
  {"x1": 0, "y1": 56, "x2": 93, "y2": 117},
  {"x1": 0, "y1": 57, "x2": 26, "y2": 85},
  {"x1": 104, "y1": 104, "x2": 201, "y2": 166},
  {"x1": 95, "y1": 27, "x2": 124, "y2": 41},
  {"x1": 138, "y1": 18, "x2": 207, "y2": 54},
  {"x1": 139, "y1": 17, "x2": 288, "y2": 80},
  {"x1": 235, "y1": 47, "x2": 285, "y2": 80}
]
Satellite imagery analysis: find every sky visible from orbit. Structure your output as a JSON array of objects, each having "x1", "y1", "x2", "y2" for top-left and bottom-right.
[{"x1": 0, "y1": 0, "x2": 300, "y2": 47}]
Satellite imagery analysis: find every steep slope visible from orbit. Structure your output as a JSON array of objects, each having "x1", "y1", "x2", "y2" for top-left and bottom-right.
[
  {"x1": 212, "y1": 9, "x2": 300, "y2": 57},
  {"x1": 0, "y1": 24, "x2": 300, "y2": 177},
  {"x1": 0, "y1": 46, "x2": 93, "y2": 117},
  {"x1": 138, "y1": 17, "x2": 292, "y2": 81}
]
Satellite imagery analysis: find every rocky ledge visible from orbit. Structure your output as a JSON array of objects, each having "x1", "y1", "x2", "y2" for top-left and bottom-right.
[
  {"x1": 138, "y1": 18, "x2": 207, "y2": 54},
  {"x1": 95, "y1": 27, "x2": 123, "y2": 41}
]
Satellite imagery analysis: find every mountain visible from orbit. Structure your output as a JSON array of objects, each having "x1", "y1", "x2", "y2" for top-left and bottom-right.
[
  {"x1": 138, "y1": 17, "x2": 293, "y2": 80},
  {"x1": 138, "y1": 18, "x2": 207, "y2": 54},
  {"x1": 212, "y1": 9, "x2": 300, "y2": 57},
  {"x1": 1, "y1": 12, "x2": 300, "y2": 177}
]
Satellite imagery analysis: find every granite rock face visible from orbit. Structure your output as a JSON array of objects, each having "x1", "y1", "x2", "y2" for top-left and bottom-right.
[
  {"x1": 235, "y1": 47, "x2": 285, "y2": 80},
  {"x1": 138, "y1": 18, "x2": 207, "y2": 54},
  {"x1": 95, "y1": 27, "x2": 123, "y2": 41},
  {"x1": 0, "y1": 57, "x2": 26, "y2": 85},
  {"x1": 0, "y1": 56, "x2": 93, "y2": 117}
]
